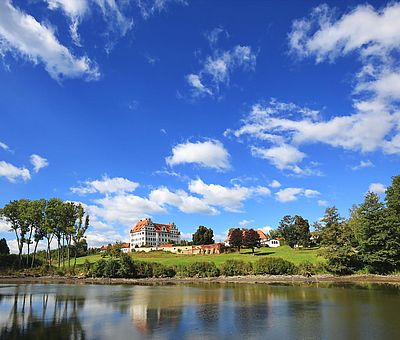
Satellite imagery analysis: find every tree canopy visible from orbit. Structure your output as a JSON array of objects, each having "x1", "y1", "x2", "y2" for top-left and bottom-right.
[{"x1": 192, "y1": 226, "x2": 214, "y2": 245}]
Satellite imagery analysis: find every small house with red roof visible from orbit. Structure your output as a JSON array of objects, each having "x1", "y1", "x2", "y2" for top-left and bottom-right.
[{"x1": 130, "y1": 218, "x2": 180, "y2": 249}]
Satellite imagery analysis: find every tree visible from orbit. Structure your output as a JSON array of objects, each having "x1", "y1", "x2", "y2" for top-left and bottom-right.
[
  {"x1": 0, "y1": 200, "x2": 29, "y2": 265},
  {"x1": 320, "y1": 207, "x2": 360, "y2": 274},
  {"x1": 354, "y1": 192, "x2": 400, "y2": 273},
  {"x1": 192, "y1": 226, "x2": 214, "y2": 245},
  {"x1": 294, "y1": 215, "x2": 311, "y2": 247},
  {"x1": 44, "y1": 198, "x2": 64, "y2": 266},
  {"x1": 242, "y1": 229, "x2": 260, "y2": 254},
  {"x1": 0, "y1": 238, "x2": 10, "y2": 255},
  {"x1": 228, "y1": 228, "x2": 242, "y2": 252},
  {"x1": 28, "y1": 199, "x2": 47, "y2": 267}
]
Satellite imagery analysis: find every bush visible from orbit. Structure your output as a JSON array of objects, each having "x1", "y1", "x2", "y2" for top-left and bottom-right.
[
  {"x1": 152, "y1": 263, "x2": 176, "y2": 278},
  {"x1": 135, "y1": 261, "x2": 155, "y2": 278},
  {"x1": 91, "y1": 259, "x2": 107, "y2": 277},
  {"x1": 254, "y1": 257, "x2": 296, "y2": 275},
  {"x1": 220, "y1": 260, "x2": 253, "y2": 276},
  {"x1": 296, "y1": 261, "x2": 316, "y2": 276},
  {"x1": 117, "y1": 254, "x2": 136, "y2": 278},
  {"x1": 177, "y1": 261, "x2": 220, "y2": 277},
  {"x1": 104, "y1": 258, "x2": 121, "y2": 277}
]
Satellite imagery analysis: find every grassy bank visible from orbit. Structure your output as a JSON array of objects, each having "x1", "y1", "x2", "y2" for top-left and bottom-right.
[{"x1": 75, "y1": 246, "x2": 323, "y2": 267}]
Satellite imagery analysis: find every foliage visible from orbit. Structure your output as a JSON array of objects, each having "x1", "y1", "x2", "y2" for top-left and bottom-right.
[
  {"x1": 0, "y1": 238, "x2": 10, "y2": 255},
  {"x1": 319, "y1": 207, "x2": 361, "y2": 274},
  {"x1": 192, "y1": 226, "x2": 214, "y2": 245},
  {"x1": 177, "y1": 261, "x2": 220, "y2": 277},
  {"x1": 242, "y1": 229, "x2": 260, "y2": 253},
  {"x1": 254, "y1": 257, "x2": 296, "y2": 275},
  {"x1": 228, "y1": 228, "x2": 242, "y2": 251},
  {"x1": 220, "y1": 259, "x2": 253, "y2": 276},
  {"x1": 278, "y1": 215, "x2": 310, "y2": 248}
]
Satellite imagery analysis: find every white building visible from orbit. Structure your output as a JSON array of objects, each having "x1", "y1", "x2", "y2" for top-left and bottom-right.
[
  {"x1": 130, "y1": 218, "x2": 180, "y2": 249},
  {"x1": 267, "y1": 239, "x2": 280, "y2": 247}
]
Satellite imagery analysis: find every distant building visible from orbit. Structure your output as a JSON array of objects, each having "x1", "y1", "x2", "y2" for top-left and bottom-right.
[
  {"x1": 225, "y1": 229, "x2": 270, "y2": 246},
  {"x1": 100, "y1": 242, "x2": 130, "y2": 253},
  {"x1": 131, "y1": 243, "x2": 224, "y2": 255},
  {"x1": 266, "y1": 239, "x2": 280, "y2": 248},
  {"x1": 130, "y1": 218, "x2": 180, "y2": 249}
]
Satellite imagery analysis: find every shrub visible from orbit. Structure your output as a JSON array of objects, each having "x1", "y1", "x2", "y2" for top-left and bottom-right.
[
  {"x1": 104, "y1": 258, "x2": 121, "y2": 277},
  {"x1": 220, "y1": 260, "x2": 253, "y2": 276},
  {"x1": 254, "y1": 257, "x2": 296, "y2": 275},
  {"x1": 177, "y1": 261, "x2": 220, "y2": 277},
  {"x1": 117, "y1": 254, "x2": 136, "y2": 278},
  {"x1": 152, "y1": 263, "x2": 176, "y2": 278},
  {"x1": 92, "y1": 259, "x2": 107, "y2": 277},
  {"x1": 296, "y1": 261, "x2": 316, "y2": 276},
  {"x1": 135, "y1": 261, "x2": 155, "y2": 278}
]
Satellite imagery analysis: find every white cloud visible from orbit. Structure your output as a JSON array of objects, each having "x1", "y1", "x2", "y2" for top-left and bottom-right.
[
  {"x1": 252, "y1": 144, "x2": 305, "y2": 173},
  {"x1": 149, "y1": 186, "x2": 218, "y2": 215},
  {"x1": 0, "y1": 0, "x2": 100, "y2": 81},
  {"x1": 0, "y1": 218, "x2": 11, "y2": 232},
  {"x1": 0, "y1": 141, "x2": 10, "y2": 151},
  {"x1": 137, "y1": 0, "x2": 185, "y2": 19},
  {"x1": 304, "y1": 189, "x2": 320, "y2": 198},
  {"x1": 289, "y1": 3, "x2": 400, "y2": 62},
  {"x1": 275, "y1": 187, "x2": 319, "y2": 203},
  {"x1": 90, "y1": 194, "x2": 165, "y2": 225},
  {"x1": 85, "y1": 229, "x2": 127, "y2": 248},
  {"x1": 166, "y1": 140, "x2": 231, "y2": 170},
  {"x1": 0, "y1": 160, "x2": 30, "y2": 182},
  {"x1": 351, "y1": 160, "x2": 374, "y2": 171},
  {"x1": 188, "y1": 178, "x2": 270, "y2": 212},
  {"x1": 239, "y1": 219, "x2": 254, "y2": 227},
  {"x1": 259, "y1": 226, "x2": 272, "y2": 234},
  {"x1": 186, "y1": 74, "x2": 212, "y2": 95},
  {"x1": 186, "y1": 41, "x2": 257, "y2": 97},
  {"x1": 368, "y1": 182, "x2": 386, "y2": 194},
  {"x1": 269, "y1": 179, "x2": 281, "y2": 188},
  {"x1": 71, "y1": 176, "x2": 139, "y2": 195},
  {"x1": 30, "y1": 154, "x2": 49, "y2": 173},
  {"x1": 318, "y1": 200, "x2": 329, "y2": 207}
]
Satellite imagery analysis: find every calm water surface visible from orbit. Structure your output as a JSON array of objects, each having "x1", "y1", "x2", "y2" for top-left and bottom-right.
[{"x1": 0, "y1": 282, "x2": 399, "y2": 339}]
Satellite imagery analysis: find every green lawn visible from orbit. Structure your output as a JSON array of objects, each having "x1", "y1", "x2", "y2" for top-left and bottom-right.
[{"x1": 76, "y1": 246, "x2": 324, "y2": 267}]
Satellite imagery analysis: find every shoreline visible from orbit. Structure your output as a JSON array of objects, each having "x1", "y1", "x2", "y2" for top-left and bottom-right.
[{"x1": 1, "y1": 274, "x2": 400, "y2": 285}]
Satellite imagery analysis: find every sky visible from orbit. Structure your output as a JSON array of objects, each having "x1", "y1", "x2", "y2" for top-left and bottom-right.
[{"x1": 1, "y1": 0, "x2": 399, "y2": 252}]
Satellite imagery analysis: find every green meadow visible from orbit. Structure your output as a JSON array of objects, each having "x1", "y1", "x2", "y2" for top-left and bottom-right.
[{"x1": 75, "y1": 245, "x2": 323, "y2": 267}]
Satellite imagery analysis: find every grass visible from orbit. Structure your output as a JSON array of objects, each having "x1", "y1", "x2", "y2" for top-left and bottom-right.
[{"x1": 75, "y1": 246, "x2": 324, "y2": 267}]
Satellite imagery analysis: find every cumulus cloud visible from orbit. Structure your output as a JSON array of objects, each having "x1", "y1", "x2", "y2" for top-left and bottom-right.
[
  {"x1": 186, "y1": 34, "x2": 257, "y2": 97},
  {"x1": 351, "y1": 160, "x2": 374, "y2": 171},
  {"x1": 0, "y1": 160, "x2": 30, "y2": 182},
  {"x1": 149, "y1": 186, "x2": 218, "y2": 215},
  {"x1": 137, "y1": 0, "x2": 186, "y2": 19},
  {"x1": 269, "y1": 179, "x2": 281, "y2": 188},
  {"x1": 252, "y1": 144, "x2": 305, "y2": 173},
  {"x1": 275, "y1": 187, "x2": 320, "y2": 203},
  {"x1": 239, "y1": 219, "x2": 254, "y2": 227},
  {"x1": 368, "y1": 182, "x2": 386, "y2": 194},
  {"x1": 188, "y1": 178, "x2": 270, "y2": 212},
  {"x1": 0, "y1": 0, "x2": 100, "y2": 81},
  {"x1": 30, "y1": 154, "x2": 49, "y2": 173},
  {"x1": 166, "y1": 140, "x2": 231, "y2": 170},
  {"x1": 318, "y1": 200, "x2": 329, "y2": 207},
  {"x1": 71, "y1": 176, "x2": 139, "y2": 195}
]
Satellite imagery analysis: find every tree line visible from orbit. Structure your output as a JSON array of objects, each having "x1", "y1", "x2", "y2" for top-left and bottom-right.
[{"x1": 0, "y1": 198, "x2": 89, "y2": 270}]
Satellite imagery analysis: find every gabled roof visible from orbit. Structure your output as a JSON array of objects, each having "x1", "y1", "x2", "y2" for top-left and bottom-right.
[
  {"x1": 225, "y1": 229, "x2": 269, "y2": 241},
  {"x1": 130, "y1": 218, "x2": 176, "y2": 233}
]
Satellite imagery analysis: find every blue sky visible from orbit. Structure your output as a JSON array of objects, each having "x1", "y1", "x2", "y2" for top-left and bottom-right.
[{"x1": 1, "y1": 0, "x2": 399, "y2": 251}]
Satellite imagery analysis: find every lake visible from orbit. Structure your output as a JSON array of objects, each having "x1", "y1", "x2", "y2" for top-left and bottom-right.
[{"x1": 0, "y1": 282, "x2": 399, "y2": 339}]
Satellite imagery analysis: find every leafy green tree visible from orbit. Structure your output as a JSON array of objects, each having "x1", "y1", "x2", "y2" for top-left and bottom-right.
[
  {"x1": 45, "y1": 198, "x2": 64, "y2": 266},
  {"x1": 0, "y1": 200, "x2": 29, "y2": 265},
  {"x1": 294, "y1": 215, "x2": 311, "y2": 247},
  {"x1": 242, "y1": 229, "x2": 260, "y2": 254},
  {"x1": 277, "y1": 215, "x2": 296, "y2": 247},
  {"x1": 228, "y1": 228, "x2": 242, "y2": 252},
  {"x1": 192, "y1": 226, "x2": 214, "y2": 245},
  {"x1": 28, "y1": 199, "x2": 47, "y2": 267},
  {"x1": 0, "y1": 238, "x2": 10, "y2": 255},
  {"x1": 320, "y1": 207, "x2": 360, "y2": 274}
]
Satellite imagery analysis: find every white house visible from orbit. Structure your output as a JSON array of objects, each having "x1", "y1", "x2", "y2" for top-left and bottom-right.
[
  {"x1": 130, "y1": 218, "x2": 180, "y2": 249},
  {"x1": 267, "y1": 239, "x2": 280, "y2": 247}
]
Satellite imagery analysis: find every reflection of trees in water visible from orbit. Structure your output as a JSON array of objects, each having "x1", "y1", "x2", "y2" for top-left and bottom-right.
[{"x1": 0, "y1": 286, "x2": 86, "y2": 340}]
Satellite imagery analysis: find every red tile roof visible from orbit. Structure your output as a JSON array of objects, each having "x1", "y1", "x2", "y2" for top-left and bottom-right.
[
  {"x1": 256, "y1": 230, "x2": 268, "y2": 240},
  {"x1": 130, "y1": 218, "x2": 174, "y2": 233}
]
